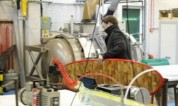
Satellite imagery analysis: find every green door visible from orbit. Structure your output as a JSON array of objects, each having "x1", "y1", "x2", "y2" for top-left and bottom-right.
[{"x1": 123, "y1": 9, "x2": 140, "y2": 41}]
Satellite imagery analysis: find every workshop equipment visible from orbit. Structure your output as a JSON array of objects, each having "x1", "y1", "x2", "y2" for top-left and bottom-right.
[
  {"x1": 19, "y1": 80, "x2": 60, "y2": 106},
  {"x1": 53, "y1": 58, "x2": 152, "y2": 105}
]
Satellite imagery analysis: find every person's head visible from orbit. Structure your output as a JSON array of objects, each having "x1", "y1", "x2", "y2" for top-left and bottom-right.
[{"x1": 102, "y1": 15, "x2": 118, "y2": 30}]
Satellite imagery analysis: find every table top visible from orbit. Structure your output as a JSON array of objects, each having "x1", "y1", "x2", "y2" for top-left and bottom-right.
[{"x1": 153, "y1": 65, "x2": 178, "y2": 81}]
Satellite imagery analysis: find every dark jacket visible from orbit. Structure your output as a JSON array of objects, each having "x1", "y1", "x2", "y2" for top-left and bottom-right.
[{"x1": 103, "y1": 25, "x2": 131, "y2": 60}]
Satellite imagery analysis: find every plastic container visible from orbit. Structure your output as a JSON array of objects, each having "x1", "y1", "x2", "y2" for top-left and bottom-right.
[{"x1": 141, "y1": 58, "x2": 170, "y2": 66}]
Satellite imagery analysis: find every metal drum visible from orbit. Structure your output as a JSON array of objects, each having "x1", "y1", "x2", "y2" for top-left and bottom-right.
[
  {"x1": 41, "y1": 34, "x2": 84, "y2": 81},
  {"x1": 130, "y1": 87, "x2": 150, "y2": 104}
]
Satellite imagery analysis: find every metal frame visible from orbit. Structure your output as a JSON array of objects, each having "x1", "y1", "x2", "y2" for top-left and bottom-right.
[
  {"x1": 152, "y1": 79, "x2": 178, "y2": 106},
  {"x1": 0, "y1": 45, "x2": 15, "y2": 69},
  {"x1": 25, "y1": 45, "x2": 48, "y2": 80},
  {"x1": 162, "y1": 79, "x2": 178, "y2": 106},
  {"x1": 2, "y1": 73, "x2": 19, "y2": 106}
]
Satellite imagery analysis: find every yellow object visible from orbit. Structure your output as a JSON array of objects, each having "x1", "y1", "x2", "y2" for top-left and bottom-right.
[
  {"x1": 0, "y1": 74, "x2": 3, "y2": 81},
  {"x1": 43, "y1": 17, "x2": 48, "y2": 22},
  {"x1": 79, "y1": 89, "x2": 145, "y2": 106},
  {"x1": 43, "y1": 30, "x2": 48, "y2": 34},
  {"x1": 146, "y1": 104, "x2": 158, "y2": 106},
  {"x1": 42, "y1": 30, "x2": 49, "y2": 38},
  {"x1": 0, "y1": 87, "x2": 2, "y2": 94},
  {"x1": 22, "y1": 0, "x2": 28, "y2": 17},
  {"x1": 83, "y1": 0, "x2": 100, "y2": 21}
]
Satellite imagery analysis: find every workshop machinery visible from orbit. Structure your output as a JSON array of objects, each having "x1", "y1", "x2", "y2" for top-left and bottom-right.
[{"x1": 19, "y1": 80, "x2": 60, "y2": 106}]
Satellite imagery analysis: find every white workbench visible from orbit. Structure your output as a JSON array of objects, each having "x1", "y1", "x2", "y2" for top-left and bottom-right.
[
  {"x1": 153, "y1": 65, "x2": 178, "y2": 106},
  {"x1": 153, "y1": 65, "x2": 178, "y2": 81}
]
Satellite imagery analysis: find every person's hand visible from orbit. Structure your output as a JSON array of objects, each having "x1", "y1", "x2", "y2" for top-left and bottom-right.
[{"x1": 98, "y1": 54, "x2": 103, "y2": 64}]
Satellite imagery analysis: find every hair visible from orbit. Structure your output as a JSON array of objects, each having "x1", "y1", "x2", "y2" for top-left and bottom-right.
[{"x1": 102, "y1": 15, "x2": 118, "y2": 25}]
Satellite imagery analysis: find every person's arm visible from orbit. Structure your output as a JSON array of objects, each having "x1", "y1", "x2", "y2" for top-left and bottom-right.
[
  {"x1": 103, "y1": 32, "x2": 127, "y2": 58},
  {"x1": 105, "y1": 9, "x2": 115, "y2": 16},
  {"x1": 104, "y1": 0, "x2": 120, "y2": 16}
]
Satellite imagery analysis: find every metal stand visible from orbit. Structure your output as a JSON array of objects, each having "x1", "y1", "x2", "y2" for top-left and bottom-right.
[
  {"x1": 152, "y1": 79, "x2": 178, "y2": 106},
  {"x1": 2, "y1": 73, "x2": 19, "y2": 106},
  {"x1": 25, "y1": 45, "x2": 48, "y2": 81},
  {"x1": 162, "y1": 79, "x2": 178, "y2": 106}
]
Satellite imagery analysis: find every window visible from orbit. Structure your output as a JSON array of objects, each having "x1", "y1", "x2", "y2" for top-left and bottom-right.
[{"x1": 122, "y1": 8, "x2": 141, "y2": 42}]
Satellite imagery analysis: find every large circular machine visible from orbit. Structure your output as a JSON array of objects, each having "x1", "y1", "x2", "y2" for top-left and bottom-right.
[{"x1": 41, "y1": 34, "x2": 84, "y2": 78}]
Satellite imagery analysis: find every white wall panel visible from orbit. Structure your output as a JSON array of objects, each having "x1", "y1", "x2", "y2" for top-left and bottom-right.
[
  {"x1": 159, "y1": 22, "x2": 177, "y2": 64},
  {"x1": 43, "y1": 3, "x2": 84, "y2": 31},
  {"x1": 148, "y1": 0, "x2": 178, "y2": 58},
  {"x1": 0, "y1": 1, "x2": 14, "y2": 20},
  {"x1": 51, "y1": 0, "x2": 76, "y2": 4}
]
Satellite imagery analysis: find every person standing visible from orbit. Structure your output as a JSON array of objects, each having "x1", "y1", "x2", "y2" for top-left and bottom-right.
[{"x1": 101, "y1": 15, "x2": 131, "y2": 60}]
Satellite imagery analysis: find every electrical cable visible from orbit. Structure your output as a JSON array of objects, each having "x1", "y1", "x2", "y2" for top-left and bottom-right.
[
  {"x1": 124, "y1": 68, "x2": 156, "y2": 100},
  {"x1": 77, "y1": 72, "x2": 125, "y2": 97},
  {"x1": 78, "y1": 72, "x2": 119, "y2": 84},
  {"x1": 69, "y1": 72, "x2": 125, "y2": 106},
  {"x1": 76, "y1": 3, "x2": 101, "y2": 76},
  {"x1": 17, "y1": 0, "x2": 20, "y2": 9},
  {"x1": 83, "y1": 0, "x2": 102, "y2": 72},
  {"x1": 40, "y1": 0, "x2": 43, "y2": 43},
  {"x1": 40, "y1": 0, "x2": 43, "y2": 17},
  {"x1": 125, "y1": 0, "x2": 145, "y2": 104},
  {"x1": 70, "y1": 72, "x2": 124, "y2": 106},
  {"x1": 20, "y1": 88, "x2": 26, "y2": 105},
  {"x1": 69, "y1": 82, "x2": 82, "y2": 106}
]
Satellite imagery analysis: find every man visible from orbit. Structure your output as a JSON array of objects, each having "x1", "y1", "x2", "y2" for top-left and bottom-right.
[{"x1": 101, "y1": 15, "x2": 131, "y2": 60}]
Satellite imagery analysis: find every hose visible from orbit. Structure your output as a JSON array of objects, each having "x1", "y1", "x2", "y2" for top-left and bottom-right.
[
  {"x1": 124, "y1": 68, "x2": 157, "y2": 101},
  {"x1": 53, "y1": 58, "x2": 78, "y2": 87}
]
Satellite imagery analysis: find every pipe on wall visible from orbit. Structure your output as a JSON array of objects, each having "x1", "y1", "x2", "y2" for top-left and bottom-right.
[
  {"x1": 17, "y1": 0, "x2": 20, "y2": 9},
  {"x1": 149, "y1": 0, "x2": 153, "y2": 32},
  {"x1": 143, "y1": 0, "x2": 149, "y2": 59}
]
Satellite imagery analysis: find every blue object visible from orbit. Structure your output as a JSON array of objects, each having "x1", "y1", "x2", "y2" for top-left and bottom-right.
[
  {"x1": 3, "y1": 89, "x2": 15, "y2": 95},
  {"x1": 77, "y1": 75, "x2": 97, "y2": 89}
]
